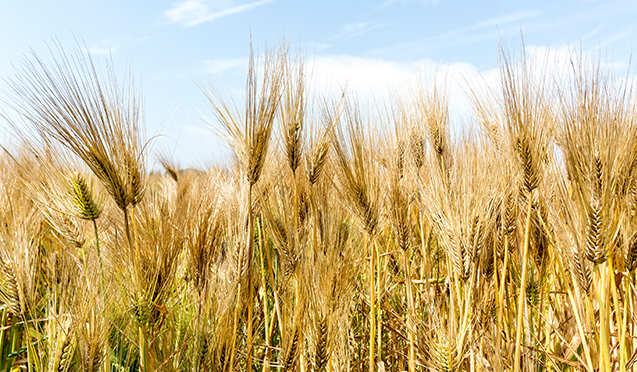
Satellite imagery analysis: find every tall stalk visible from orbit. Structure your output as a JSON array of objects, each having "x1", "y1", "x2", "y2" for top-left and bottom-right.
[
  {"x1": 513, "y1": 195, "x2": 533, "y2": 372},
  {"x1": 368, "y1": 236, "x2": 376, "y2": 372},
  {"x1": 246, "y1": 185, "x2": 256, "y2": 372}
]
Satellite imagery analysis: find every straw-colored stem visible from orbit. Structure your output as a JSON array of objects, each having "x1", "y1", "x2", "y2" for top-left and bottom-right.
[
  {"x1": 259, "y1": 220, "x2": 272, "y2": 372},
  {"x1": 246, "y1": 185, "x2": 256, "y2": 372},
  {"x1": 514, "y1": 196, "x2": 533, "y2": 372},
  {"x1": 262, "y1": 220, "x2": 283, "y2": 340},
  {"x1": 377, "y1": 243, "x2": 383, "y2": 365},
  {"x1": 402, "y1": 251, "x2": 416, "y2": 372},
  {"x1": 567, "y1": 287, "x2": 594, "y2": 371},
  {"x1": 621, "y1": 272, "x2": 631, "y2": 372},
  {"x1": 131, "y1": 205, "x2": 140, "y2": 259},
  {"x1": 495, "y1": 235, "x2": 508, "y2": 370},
  {"x1": 123, "y1": 208, "x2": 133, "y2": 257},
  {"x1": 368, "y1": 235, "x2": 376, "y2": 372},
  {"x1": 139, "y1": 325, "x2": 151, "y2": 372},
  {"x1": 609, "y1": 256, "x2": 626, "y2": 372},
  {"x1": 93, "y1": 219, "x2": 103, "y2": 295},
  {"x1": 228, "y1": 283, "x2": 242, "y2": 372},
  {"x1": 597, "y1": 262, "x2": 611, "y2": 372}
]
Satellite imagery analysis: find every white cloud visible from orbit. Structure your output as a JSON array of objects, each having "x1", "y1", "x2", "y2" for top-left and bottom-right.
[
  {"x1": 85, "y1": 46, "x2": 118, "y2": 55},
  {"x1": 437, "y1": 10, "x2": 540, "y2": 40},
  {"x1": 305, "y1": 45, "x2": 613, "y2": 125},
  {"x1": 600, "y1": 27, "x2": 635, "y2": 48},
  {"x1": 165, "y1": 0, "x2": 273, "y2": 27},
  {"x1": 332, "y1": 22, "x2": 386, "y2": 41},
  {"x1": 306, "y1": 55, "x2": 496, "y2": 124},
  {"x1": 84, "y1": 37, "x2": 150, "y2": 56},
  {"x1": 183, "y1": 124, "x2": 217, "y2": 139},
  {"x1": 201, "y1": 57, "x2": 247, "y2": 74},
  {"x1": 368, "y1": 9, "x2": 540, "y2": 58},
  {"x1": 378, "y1": 0, "x2": 442, "y2": 10}
]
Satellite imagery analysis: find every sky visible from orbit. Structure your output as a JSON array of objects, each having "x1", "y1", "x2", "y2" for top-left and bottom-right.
[{"x1": 0, "y1": 0, "x2": 635, "y2": 167}]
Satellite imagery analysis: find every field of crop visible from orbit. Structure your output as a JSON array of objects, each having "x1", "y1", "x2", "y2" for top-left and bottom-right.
[{"x1": 0, "y1": 42, "x2": 635, "y2": 371}]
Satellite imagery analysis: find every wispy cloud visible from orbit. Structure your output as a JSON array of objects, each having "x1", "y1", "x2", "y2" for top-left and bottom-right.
[
  {"x1": 332, "y1": 22, "x2": 385, "y2": 41},
  {"x1": 368, "y1": 9, "x2": 540, "y2": 57},
  {"x1": 183, "y1": 125, "x2": 217, "y2": 139},
  {"x1": 450, "y1": 10, "x2": 540, "y2": 36},
  {"x1": 84, "y1": 37, "x2": 150, "y2": 55},
  {"x1": 86, "y1": 46, "x2": 118, "y2": 55},
  {"x1": 600, "y1": 27, "x2": 634, "y2": 48},
  {"x1": 583, "y1": 23, "x2": 605, "y2": 41},
  {"x1": 165, "y1": 0, "x2": 273, "y2": 27},
  {"x1": 200, "y1": 57, "x2": 247, "y2": 74},
  {"x1": 377, "y1": 0, "x2": 442, "y2": 10}
]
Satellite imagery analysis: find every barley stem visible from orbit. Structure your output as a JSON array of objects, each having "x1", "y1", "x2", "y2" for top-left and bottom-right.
[
  {"x1": 402, "y1": 252, "x2": 416, "y2": 372},
  {"x1": 246, "y1": 184, "x2": 255, "y2": 372},
  {"x1": 368, "y1": 236, "x2": 376, "y2": 372},
  {"x1": 597, "y1": 263, "x2": 611, "y2": 372},
  {"x1": 513, "y1": 195, "x2": 533, "y2": 372},
  {"x1": 93, "y1": 219, "x2": 103, "y2": 294},
  {"x1": 609, "y1": 255, "x2": 626, "y2": 372}
]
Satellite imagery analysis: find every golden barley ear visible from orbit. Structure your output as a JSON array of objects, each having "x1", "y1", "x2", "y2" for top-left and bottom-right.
[
  {"x1": 332, "y1": 104, "x2": 380, "y2": 237},
  {"x1": 313, "y1": 315, "x2": 329, "y2": 372},
  {"x1": 0, "y1": 256, "x2": 21, "y2": 315},
  {"x1": 6, "y1": 44, "x2": 147, "y2": 214},
  {"x1": 409, "y1": 129, "x2": 427, "y2": 172},
  {"x1": 281, "y1": 50, "x2": 306, "y2": 173},
  {"x1": 516, "y1": 137, "x2": 540, "y2": 193},
  {"x1": 159, "y1": 156, "x2": 180, "y2": 182},
  {"x1": 307, "y1": 132, "x2": 330, "y2": 186},
  {"x1": 204, "y1": 42, "x2": 285, "y2": 187},
  {"x1": 481, "y1": 235, "x2": 495, "y2": 281},
  {"x1": 626, "y1": 233, "x2": 637, "y2": 272},
  {"x1": 284, "y1": 326, "x2": 301, "y2": 371},
  {"x1": 571, "y1": 241, "x2": 592, "y2": 294},
  {"x1": 584, "y1": 196, "x2": 606, "y2": 264},
  {"x1": 60, "y1": 214, "x2": 87, "y2": 248},
  {"x1": 125, "y1": 153, "x2": 144, "y2": 207}
]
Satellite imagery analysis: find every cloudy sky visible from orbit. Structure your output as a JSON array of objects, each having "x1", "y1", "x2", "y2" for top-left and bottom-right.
[{"x1": 0, "y1": 0, "x2": 635, "y2": 166}]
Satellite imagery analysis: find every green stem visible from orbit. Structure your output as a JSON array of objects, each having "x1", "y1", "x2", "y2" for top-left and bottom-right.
[
  {"x1": 0, "y1": 309, "x2": 6, "y2": 371},
  {"x1": 5, "y1": 315, "x2": 20, "y2": 372}
]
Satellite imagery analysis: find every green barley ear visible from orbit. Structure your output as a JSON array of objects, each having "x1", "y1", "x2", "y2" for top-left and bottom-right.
[{"x1": 70, "y1": 174, "x2": 102, "y2": 221}]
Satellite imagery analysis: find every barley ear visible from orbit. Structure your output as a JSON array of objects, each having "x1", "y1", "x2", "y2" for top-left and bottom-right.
[{"x1": 70, "y1": 174, "x2": 102, "y2": 221}]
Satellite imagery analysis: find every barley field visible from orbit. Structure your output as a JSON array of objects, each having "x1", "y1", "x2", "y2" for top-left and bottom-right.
[{"x1": 0, "y1": 42, "x2": 635, "y2": 372}]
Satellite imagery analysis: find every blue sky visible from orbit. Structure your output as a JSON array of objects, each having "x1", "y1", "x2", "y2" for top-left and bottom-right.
[{"x1": 1, "y1": 0, "x2": 635, "y2": 167}]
